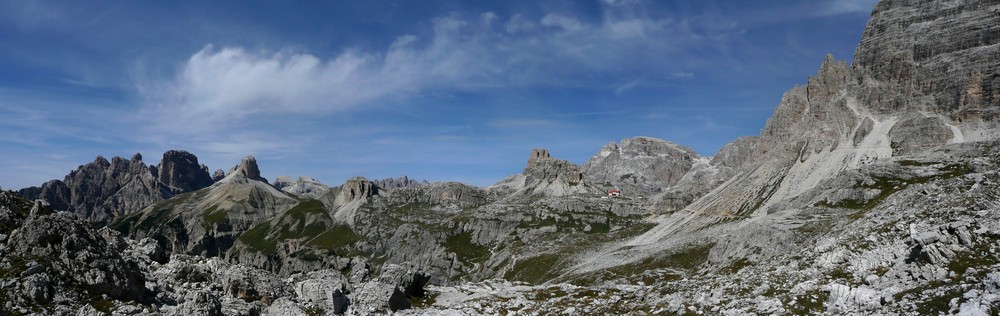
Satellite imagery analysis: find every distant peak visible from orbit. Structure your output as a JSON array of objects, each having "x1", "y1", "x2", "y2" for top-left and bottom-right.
[
  {"x1": 530, "y1": 148, "x2": 551, "y2": 160},
  {"x1": 235, "y1": 156, "x2": 262, "y2": 180},
  {"x1": 94, "y1": 156, "x2": 110, "y2": 167}
]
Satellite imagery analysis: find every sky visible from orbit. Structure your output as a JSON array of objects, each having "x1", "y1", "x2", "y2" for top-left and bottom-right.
[{"x1": 0, "y1": 0, "x2": 878, "y2": 189}]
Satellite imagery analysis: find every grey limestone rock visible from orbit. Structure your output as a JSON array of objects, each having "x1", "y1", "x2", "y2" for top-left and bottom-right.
[
  {"x1": 374, "y1": 176, "x2": 429, "y2": 190},
  {"x1": 157, "y1": 150, "x2": 215, "y2": 193},
  {"x1": 229, "y1": 156, "x2": 267, "y2": 183},
  {"x1": 18, "y1": 150, "x2": 219, "y2": 223},
  {"x1": 581, "y1": 136, "x2": 700, "y2": 195},
  {"x1": 339, "y1": 176, "x2": 377, "y2": 201},
  {"x1": 524, "y1": 148, "x2": 584, "y2": 185},
  {"x1": 212, "y1": 169, "x2": 226, "y2": 182},
  {"x1": 273, "y1": 175, "x2": 329, "y2": 199}
]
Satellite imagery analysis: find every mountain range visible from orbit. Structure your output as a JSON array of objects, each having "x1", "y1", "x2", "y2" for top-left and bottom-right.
[{"x1": 1, "y1": 0, "x2": 999, "y2": 315}]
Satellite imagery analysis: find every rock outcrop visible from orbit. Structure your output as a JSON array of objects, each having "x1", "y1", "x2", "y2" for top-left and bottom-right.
[
  {"x1": 581, "y1": 137, "x2": 701, "y2": 195},
  {"x1": 0, "y1": 191, "x2": 149, "y2": 313},
  {"x1": 212, "y1": 169, "x2": 226, "y2": 182},
  {"x1": 273, "y1": 176, "x2": 329, "y2": 199},
  {"x1": 374, "y1": 176, "x2": 429, "y2": 190},
  {"x1": 523, "y1": 148, "x2": 584, "y2": 184},
  {"x1": 228, "y1": 156, "x2": 267, "y2": 183},
  {"x1": 19, "y1": 155, "x2": 168, "y2": 222},
  {"x1": 156, "y1": 150, "x2": 214, "y2": 193},
  {"x1": 491, "y1": 148, "x2": 598, "y2": 199},
  {"x1": 18, "y1": 150, "x2": 218, "y2": 223}
]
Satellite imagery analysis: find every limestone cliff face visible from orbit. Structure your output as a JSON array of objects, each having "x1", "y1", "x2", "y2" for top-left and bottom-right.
[
  {"x1": 156, "y1": 150, "x2": 214, "y2": 193},
  {"x1": 669, "y1": 0, "x2": 1000, "y2": 223},
  {"x1": 853, "y1": 0, "x2": 1000, "y2": 122},
  {"x1": 581, "y1": 137, "x2": 700, "y2": 195},
  {"x1": 851, "y1": 0, "x2": 1000, "y2": 152},
  {"x1": 19, "y1": 151, "x2": 220, "y2": 223},
  {"x1": 19, "y1": 155, "x2": 170, "y2": 222},
  {"x1": 523, "y1": 148, "x2": 584, "y2": 185},
  {"x1": 490, "y1": 148, "x2": 597, "y2": 199},
  {"x1": 274, "y1": 176, "x2": 329, "y2": 199}
]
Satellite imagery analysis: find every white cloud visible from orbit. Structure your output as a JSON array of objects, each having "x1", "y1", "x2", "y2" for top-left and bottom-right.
[
  {"x1": 481, "y1": 12, "x2": 498, "y2": 26},
  {"x1": 821, "y1": 0, "x2": 878, "y2": 16},
  {"x1": 134, "y1": 7, "x2": 739, "y2": 161},
  {"x1": 504, "y1": 14, "x2": 536, "y2": 34},
  {"x1": 541, "y1": 14, "x2": 586, "y2": 33}
]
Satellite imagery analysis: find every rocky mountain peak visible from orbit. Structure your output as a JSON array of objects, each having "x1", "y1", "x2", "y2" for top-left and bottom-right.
[
  {"x1": 522, "y1": 148, "x2": 583, "y2": 185},
  {"x1": 581, "y1": 137, "x2": 700, "y2": 194},
  {"x1": 212, "y1": 169, "x2": 226, "y2": 182},
  {"x1": 526, "y1": 148, "x2": 551, "y2": 169},
  {"x1": 93, "y1": 155, "x2": 110, "y2": 168},
  {"x1": 373, "y1": 176, "x2": 429, "y2": 189},
  {"x1": 274, "y1": 175, "x2": 330, "y2": 199},
  {"x1": 228, "y1": 156, "x2": 266, "y2": 183},
  {"x1": 157, "y1": 150, "x2": 214, "y2": 193},
  {"x1": 341, "y1": 177, "x2": 377, "y2": 201},
  {"x1": 18, "y1": 150, "x2": 220, "y2": 222}
]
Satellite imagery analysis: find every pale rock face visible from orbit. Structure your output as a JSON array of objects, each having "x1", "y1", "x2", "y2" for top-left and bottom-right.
[
  {"x1": 491, "y1": 148, "x2": 597, "y2": 198},
  {"x1": 227, "y1": 156, "x2": 266, "y2": 183},
  {"x1": 273, "y1": 175, "x2": 329, "y2": 199},
  {"x1": 581, "y1": 136, "x2": 701, "y2": 195},
  {"x1": 522, "y1": 148, "x2": 584, "y2": 185},
  {"x1": 374, "y1": 176, "x2": 430, "y2": 189}
]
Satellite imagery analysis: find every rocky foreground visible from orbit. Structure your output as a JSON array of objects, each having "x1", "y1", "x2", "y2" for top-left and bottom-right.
[{"x1": 2, "y1": 0, "x2": 1000, "y2": 315}]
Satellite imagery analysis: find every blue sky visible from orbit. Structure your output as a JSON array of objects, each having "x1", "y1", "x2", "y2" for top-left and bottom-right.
[{"x1": 0, "y1": 0, "x2": 878, "y2": 189}]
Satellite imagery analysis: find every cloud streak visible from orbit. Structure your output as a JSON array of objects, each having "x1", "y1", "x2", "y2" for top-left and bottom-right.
[{"x1": 138, "y1": 7, "x2": 738, "y2": 137}]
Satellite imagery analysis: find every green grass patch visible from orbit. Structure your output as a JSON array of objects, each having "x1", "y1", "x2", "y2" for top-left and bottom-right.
[
  {"x1": 786, "y1": 289, "x2": 828, "y2": 315},
  {"x1": 948, "y1": 239, "x2": 998, "y2": 278},
  {"x1": 504, "y1": 253, "x2": 563, "y2": 284},
  {"x1": 568, "y1": 243, "x2": 713, "y2": 286},
  {"x1": 286, "y1": 199, "x2": 327, "y2": 217},
  {"x1": 201, "y1": 205, "x2": 226, "y2": 225},
  {"x1": 818, "y1": 163, "x2": 971, "y2": 214},
  {"x1": 303, "y1": 306, "x2": 325, "y2": 316},
  {"x1": 719, "y1": 258, "x2": 751, "y2": 274},
  {"x1": 828, "y1": 267, "x2": 854, "y2": 282},
  {"x1": 444, "y1": 231, "x2": 490, "y2": 263},
  {"x1": 89, "y1": 297, "x2": 115, "y2": 313},
  {"x1": 306, "y1": 225, "x2": 358, "y2": 251},
  {"x1": 239, "y1": 222, "x2": 277, "y2": 254},
  {"x1": 0, "y1": 258, "x2": 28, "y2": 279},
  {"x1": 410, "y1": 292, "x2": 438, "y2": 309}
]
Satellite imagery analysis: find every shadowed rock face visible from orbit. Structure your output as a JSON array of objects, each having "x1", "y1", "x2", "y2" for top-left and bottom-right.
[
  {"x1": 157, "y1": 150, "x2": 214, "y2": 193},
  {"x1": 18, "y1": 151, "x2": 218, "y2": 223}
]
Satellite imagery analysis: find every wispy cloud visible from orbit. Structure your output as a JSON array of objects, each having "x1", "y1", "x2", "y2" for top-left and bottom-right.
[
  {"x1": 820, "y1": 0, "x2": 878, "y2": 16},
  {"x1": 488, "y1": 119, "x2": 559, "y2": 128},
  {"x1": 133, "y1": 7, "x2": 740, "y2": 161}
]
